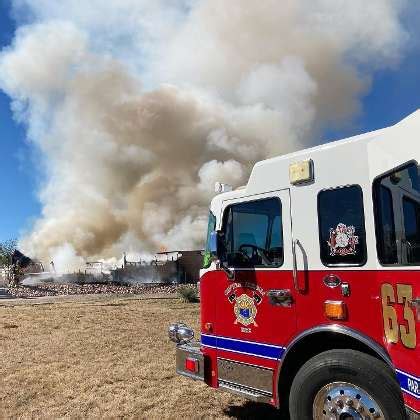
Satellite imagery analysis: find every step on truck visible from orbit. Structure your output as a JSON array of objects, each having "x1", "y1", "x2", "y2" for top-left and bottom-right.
[{"x1": 169, "y1": 111, "x2": 420, "y2": 419}]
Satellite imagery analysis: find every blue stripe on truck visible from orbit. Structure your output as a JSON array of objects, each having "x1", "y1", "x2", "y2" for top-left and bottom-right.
[
  {"x1": 201, "y1": 334, "x2": 285, "y2": 360},
  {"x1": 396, "y1": 368, "x2": 420, "y2": 399}
]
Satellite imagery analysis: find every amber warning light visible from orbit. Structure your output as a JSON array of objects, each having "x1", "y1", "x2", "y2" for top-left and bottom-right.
[
  {"x1": 324, "y1": 300, "x2": 347, "y2": 320},
  {"x1": 289, "y1": 159, "x2": 314, "y2": 185}
]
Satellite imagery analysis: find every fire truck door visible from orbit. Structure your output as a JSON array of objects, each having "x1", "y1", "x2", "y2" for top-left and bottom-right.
[
  {"x1": 211, "y1": 189, "x2": 296, "y2": 368},
  {"x1": 374, "y1": 164, "x2": 420, "y2": 409}
]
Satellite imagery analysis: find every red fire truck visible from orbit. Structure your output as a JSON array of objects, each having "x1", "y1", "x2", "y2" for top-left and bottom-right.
[{"x1": 169, "y1": 111, "x2": 420, "y2": 419}]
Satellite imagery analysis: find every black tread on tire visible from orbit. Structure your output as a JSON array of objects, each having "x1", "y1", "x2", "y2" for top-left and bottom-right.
[{"x1": 288, "y1": 349, "x2": 406, "y2": 420}]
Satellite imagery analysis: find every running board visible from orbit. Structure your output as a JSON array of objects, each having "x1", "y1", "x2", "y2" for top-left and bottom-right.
[{"x1": 218, "y1": 379, "x2": 272, "y2": 404}]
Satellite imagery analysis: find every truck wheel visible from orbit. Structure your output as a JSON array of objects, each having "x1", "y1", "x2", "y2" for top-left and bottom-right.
[{"x1": 288, "y1": 349, "x2": 406, "y2": 420}]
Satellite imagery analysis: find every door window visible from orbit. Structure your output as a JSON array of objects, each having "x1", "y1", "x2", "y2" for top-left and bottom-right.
[
  {"x1": 373, "y1": 162, "x2": 420, "y2": 265},
  {"x1": 374, "y1": 185, "x2": 398, "y2": 264},
  {"x1": 318, "y1": 185, "x2": 367, "y2": 266},
  {"x1": 222, "y1": 198, "x2": 283, "y2": 267},
  {"x1": 403, "y1": 197, "x2": 420, "y2": 263}
]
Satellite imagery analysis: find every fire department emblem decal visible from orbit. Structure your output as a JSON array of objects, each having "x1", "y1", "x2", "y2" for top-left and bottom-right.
[
  {"x1": 328, "y1": 223, "x2": 359, "y2": 256},
  {"x1": 225, "y1": 283, "x2": 264, "y2": 328},
  {"x1": 233, "y1": 294, "x2": 258, "y2": 326}
]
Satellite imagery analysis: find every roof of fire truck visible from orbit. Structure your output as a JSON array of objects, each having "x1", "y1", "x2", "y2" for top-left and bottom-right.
[{"x1": 211, "y1": 109, "x2": 420, "y2": 216}]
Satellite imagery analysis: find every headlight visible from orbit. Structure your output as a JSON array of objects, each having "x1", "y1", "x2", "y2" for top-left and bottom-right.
[{"x1": 168, "y1": 323, "x2": 194, "y2": 344}]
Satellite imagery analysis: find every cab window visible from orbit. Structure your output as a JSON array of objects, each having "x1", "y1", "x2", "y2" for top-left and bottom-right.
[
  {"x1": 373, "y1": 162, "x2": 420, "y2": 265},
  {"x1": 318, "y1": 185, "x2": 367, "y2": 266},
  {"x1": 222, "y1": 198, "x2": 283, "y2": 267}
]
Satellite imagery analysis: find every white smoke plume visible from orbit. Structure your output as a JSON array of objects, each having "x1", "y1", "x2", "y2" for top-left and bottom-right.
[{"x1": 0, "y1": 0, "x2": 415, "y2": 264}]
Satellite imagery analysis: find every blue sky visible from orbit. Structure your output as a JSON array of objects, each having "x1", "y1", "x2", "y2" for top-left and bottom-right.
[
  {"x1": 0, "y1": 2, "x2": 420, "y2": 244},
  {"x1": 0, "y1": 0, "x2": 41, "y2": 243}
]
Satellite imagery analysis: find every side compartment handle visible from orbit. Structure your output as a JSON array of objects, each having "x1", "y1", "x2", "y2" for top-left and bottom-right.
[{"x1": 292, "y1": 239, "x2": 304, "y2": 293}]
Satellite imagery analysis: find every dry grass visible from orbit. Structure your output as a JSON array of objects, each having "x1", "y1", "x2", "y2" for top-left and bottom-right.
[{"x1": 0, "y1": 296, "x2": 280, "y2": 419}]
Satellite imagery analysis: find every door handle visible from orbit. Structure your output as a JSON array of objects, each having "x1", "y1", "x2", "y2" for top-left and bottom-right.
[{"x1": 267, "y1": 289, "x2": 293, "y2": 307}]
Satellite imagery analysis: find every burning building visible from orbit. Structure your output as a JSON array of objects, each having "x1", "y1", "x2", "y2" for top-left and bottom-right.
[
  {"x1": 111, "y1": 250, "x2": 203, "y2": 285},
  {"x1": 3, "y1": 250, "x2": 45, "y2": 286}
]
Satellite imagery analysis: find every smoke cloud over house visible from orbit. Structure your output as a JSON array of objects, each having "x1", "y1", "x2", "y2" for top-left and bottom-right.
[{"x1": 0, "y1": 0, "x2": 415, "y2": 265}]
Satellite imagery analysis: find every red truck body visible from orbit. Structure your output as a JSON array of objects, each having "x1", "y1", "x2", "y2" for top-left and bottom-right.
[{"x1": 170, "y1": 111, "x2": 420, "y2": 418}]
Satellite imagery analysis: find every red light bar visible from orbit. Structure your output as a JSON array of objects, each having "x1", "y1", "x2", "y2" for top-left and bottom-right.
[{"x1": 185, "y1": 358, "x2": 199, "y2": 373}]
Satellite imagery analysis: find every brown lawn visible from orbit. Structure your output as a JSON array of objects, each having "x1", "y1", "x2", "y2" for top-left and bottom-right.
[{"x1": 0, "y1": 296, "x2": 280, "y2": 419}]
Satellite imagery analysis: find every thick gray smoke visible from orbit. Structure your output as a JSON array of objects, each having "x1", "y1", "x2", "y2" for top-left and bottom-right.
[{"x1": 0, "y1": 0, "x2": 414, "y2": 267}]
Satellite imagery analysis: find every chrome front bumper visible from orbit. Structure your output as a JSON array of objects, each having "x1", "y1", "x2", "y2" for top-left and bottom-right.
[{"x1": 176, "y1": 341, "x2": 205, "y2": 382}]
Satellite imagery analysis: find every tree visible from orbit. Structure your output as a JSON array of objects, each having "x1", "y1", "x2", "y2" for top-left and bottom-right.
[
  {"x1": 0, "y1": 239, "x2": 17, "y2": 267},
  {"x1": 0, "y1": 239, "x2": 17, "y2": 284}
]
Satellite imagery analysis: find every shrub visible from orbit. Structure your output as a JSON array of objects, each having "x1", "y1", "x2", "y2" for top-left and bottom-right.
[{"x1": 178, "y1": 285, "x2": 199, "y2": 303}]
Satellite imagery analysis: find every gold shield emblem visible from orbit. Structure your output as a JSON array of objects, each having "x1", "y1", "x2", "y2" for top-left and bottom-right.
[{"x1": 234, "y1": 294, "x2": 258, "y2": 327}]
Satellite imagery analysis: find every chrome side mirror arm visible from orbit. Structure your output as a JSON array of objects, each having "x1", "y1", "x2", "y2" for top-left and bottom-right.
[{"x1": 216, "y1": 260, "x2": 235, "y2": 280}]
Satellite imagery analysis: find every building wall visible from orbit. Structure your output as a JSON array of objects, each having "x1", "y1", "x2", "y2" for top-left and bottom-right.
[{"x1": 111, "y1": 250, "x2": 204, "y2": 284}]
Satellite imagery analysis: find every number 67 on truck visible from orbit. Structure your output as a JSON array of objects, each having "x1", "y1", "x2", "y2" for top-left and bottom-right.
[{"x1": 169, "y1": 111, "x2": 420, "y2": 419}]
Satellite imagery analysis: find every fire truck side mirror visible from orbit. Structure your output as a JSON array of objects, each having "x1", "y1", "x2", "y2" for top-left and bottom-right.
[
  {"x1": 209, "y1": 231, "x2": 234, "y2": 280},
  {"x1": 209, "y1": 231, "x2": 220, "y2": 257}
]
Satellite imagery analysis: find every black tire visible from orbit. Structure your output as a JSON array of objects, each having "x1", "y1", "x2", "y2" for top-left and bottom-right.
[{"x1": 289, "y1": 349, "x2": 406, "y2": 420}]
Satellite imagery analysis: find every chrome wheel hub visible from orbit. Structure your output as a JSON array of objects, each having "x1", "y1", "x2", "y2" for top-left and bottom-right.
[{"x1": 313, "y1": 382, "x2": 385, "y2": 419}]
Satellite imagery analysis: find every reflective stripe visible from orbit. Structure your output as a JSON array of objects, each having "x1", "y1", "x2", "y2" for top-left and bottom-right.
[
  {"x1": 201, "y1": 334, "x2": 217, "y2": 348},
  {"x1": 201, "y1": 334, "x2": 285, "y2": 360},
  {"x1": 396, "y1": 368, "x2": 420, "y2": 400}
]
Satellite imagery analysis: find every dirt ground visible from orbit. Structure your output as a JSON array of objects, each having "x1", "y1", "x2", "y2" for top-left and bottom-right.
[{"x1": 0, "y1": 295, "x2": 280, "y2": 419}]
